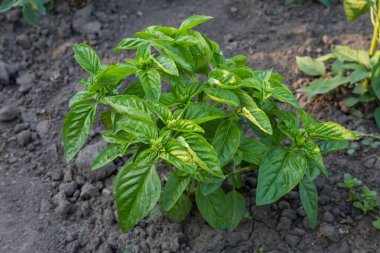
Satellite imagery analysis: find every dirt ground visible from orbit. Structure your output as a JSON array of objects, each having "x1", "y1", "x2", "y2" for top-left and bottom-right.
[{"x1": 0, "y1": 0, "x2": 379, "y2": 252}]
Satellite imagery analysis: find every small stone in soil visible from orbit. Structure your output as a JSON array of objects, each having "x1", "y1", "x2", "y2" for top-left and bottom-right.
[
  {"x1": 285, "y1": 234, "x2": 300, "y2": 247},
  {"x1": 17, "y1": 130, "x2": 31, "y2": 146},
  {"x1": 80, "y1": 183, "x2": 99, "y2": 200},
  {"x1": 40, "y1": 198, "x2": 53, "y2": 212},
  {"x1": 14, "y1": 123, "x2": 29, "y2": 133},
  {"x1": 0, "y1": 105, "x2": 19, "y2": 122},
  {"x1": 59, "y1": 182, "x2": 78, "y2": 197},
  {"x1": 322, "y1": 211, "x2": 335, "y2": 223},
  {"x1": 35, "y1": 120, "x2": 51, "y2": 138},
  {"x1": 319, "y1": 223, "x2": 340, "y2": 243}
]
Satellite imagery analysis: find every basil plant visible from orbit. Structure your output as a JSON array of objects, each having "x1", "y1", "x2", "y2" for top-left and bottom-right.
[{"x1": 63, "y1": 16, "x2": 357, "y2": 232}]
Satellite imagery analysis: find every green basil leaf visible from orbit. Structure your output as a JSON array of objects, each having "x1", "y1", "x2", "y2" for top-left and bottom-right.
[
  {"x1": 271, "y1": 86, "x2": 301, "y2": 109},
  {"x1": 63, "y1": 102, "x2": 97, "y2": 161},
  {"x1": 200, "y1": 180, "x2": 224, "y2": 196},
  {"x1": 296, "y1": 56, "x2": 326, "y2": 76},
  {"x1": 114, "y1": 114, "x2": 158, "y2": 143},
  {"x1": 92, "y1": 143, "x2": 127, "y2": 170},
  {"x1": 169, "y1": 119, "x2": 204, "y2": 133},
  {"x1": 310, "y1": 122, "x2": 357, "y2": 140},
  {"x1": 299, "y1": 177, "x2": 318, "y2": 229},
  {"x1": 204, "y1": 87, "x2": 240, "y2": 108},
  {"x1": 148, "y1": 100, "x2": 172, "y2": 123},
  {"x1": 136, "y1": 42, "x2": 151, "y2": 59},
  {"x1": 208, "y1": 69, "x2": 241, "y2": 89},
  {"x1": 226, "y1": 190, "x2": 246, "y2": 231},
  {"x1": 240, "y1": 107, "x2": 273, "y2": 135},
  {"x1": 69, "y1": 90, "x2": 94, "y2": 107},
  {"x1": 114, "y1": 38, "x2": 147, "y2": 53},
  {"x1": 102, "y1": 130, "x2": 134, "y2": 145},
  {"x1": 161, "y1": 174, "x2": 190, "y2": 211},
  {"x1": 104, "y1": 95, "x2": 151, "y2": 114},
  {"x1": 238, "y1": 137, "x2": 270, "y2": 165},
  {"x1": 154, "y1": 55, "x2": 179, "y2": 76},
  {"x1": 163, "y1": 195, "x2": 192, "y2": 222},
  {"x1": 195, "y1": 188, "x2": 227, "y2": 230},
  {"x1": 152, "y1": 40, "x2": 195, "y2": 72},
  {"x1": 179, "y1": 15, "x2": 213, "y2": 30},
  {"x1": 23, "y1": 3, "x2": 38, "y2": 27},
  {"x1": 73, "y1": 44, "x2": 102, "y2": 75},
  {"x1": 137, "y1": 68, "x2": 161, "y2": 101},
  {"x1": 256, "y1": 148, "x2": 307, "y2": 205},
  {"x1": 179, "y1": 133, "x2": 224, "y2": 180},
  {"x1": 316, "y1": 140, "x2": 349, "y2": 154},
  {"x1": 159, "y1": 92, "x2": 179, "y2": 107},
  {"x1": 0, "y1": 0, "x2": 15, "y2": 13},
  {"x1": 182, "y1": 103, "x2": 227, "y2": 124},
  {"x1": 92, "y1": 63, "x2": 137, "y2": 91},
  {"x1": 115, "y1": 164, "x2": 161, "y2": 232},
  {"x1": 212, "y1": 120, "x2": 241, "y2": 166}
]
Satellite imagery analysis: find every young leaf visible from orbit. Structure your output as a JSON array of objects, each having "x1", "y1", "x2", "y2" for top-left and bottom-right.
[
  {"x1": 137, "y1": 68, "x2": 162, "y2": 101},
  {"x1": 343, "y1": 0, "x2": 372, "y2": 22},
  {"x1": 163, "y1": 195, "x2": 192, "y2": 222},
  {"x1": 161, "y1": 174, "x2": 190, "y2": 211},
  {"x1": 296, "y1": 56, "x2": 326, "y2": 76},
  {"x1": 240, "y1": 107, "x2": 273, "y2": 135},
  {"x1": 212, "y1": 120, "x2": 241, "y2": 166},
  {"x1": 310, "y1": 122, "x2": 357, "y2": 140},
  {"x1": 63, "y1": 102, "x2": 97, "y2": 161},
  {"x1": 332, "y1": 45, "x2": 370, "y2": 68},
  {"x1": 73, "y1": 44, "x2": 102, "y2": 75},
  {"x1": 179, "y1": 15, "x2": 213, "y2": 31},
  {"x1": 115, "y1": 164, "x2": 161, "y2": 232},
  {"x1": 204, "y1": 87, "x2": 240, "y2": 108},
  {"x1": 256, "y1": 148, "x2": 307, "y2": 205},
  {"x1": 226, "y1": 190, "x2": 246, "y2": 231},
  {"x1": 349, "y1": 69, "x2": 369, "y2": 84},
  {"x1": 297, "y1": 76, "x2": 349, "y2": 100},
  {"x1": 299, "y1": 177, "x2": 318, "y2": 229}
]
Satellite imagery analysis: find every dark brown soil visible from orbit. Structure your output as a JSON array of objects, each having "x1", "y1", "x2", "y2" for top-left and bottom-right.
[{"x1": 0, "y1": 0, "x2": 379, "y2": 252}]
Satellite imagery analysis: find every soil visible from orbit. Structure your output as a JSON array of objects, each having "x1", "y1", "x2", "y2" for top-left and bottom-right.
[{"x1": 0, "y1": 0, "x2": 379, "y2": 252}]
